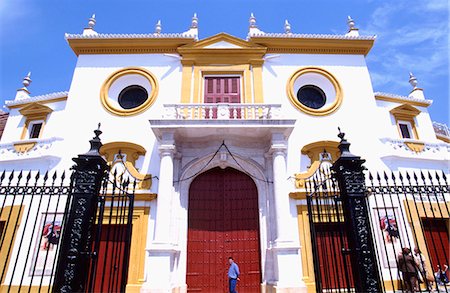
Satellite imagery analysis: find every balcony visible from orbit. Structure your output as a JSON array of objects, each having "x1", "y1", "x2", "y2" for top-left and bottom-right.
[
  {"x1": 379, "y1": 137, "x2": 450, "y2": 162},
  {"x1": 0, "y1": 137, "x2": 63, "y2": 163},
  {"x1": 150, "y1": 103, "x2": 295, "y2": 144},
  {"x1": 162, "y1": 103, "x2": 282, "y2": 120},
  {"x1": 433, "y1": 121, "x2": 450, "y2": 143}
]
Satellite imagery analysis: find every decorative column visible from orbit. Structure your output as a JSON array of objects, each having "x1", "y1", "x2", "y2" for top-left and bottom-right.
[
  {"x1": 270, "y1": 135, "x2": 291, "y2": 243},
  {"x1": 143, "y1": 132, "x2": 179, "y2": 293},
  {"x1": 331, "y1": 129, "x2": 382, "y2": 292},
  {"x1": 268, "y1": 132, "x2": 304, "y2": 291},
  {"x1": 53, "y1": 125, "x2": 109, "y2": 292}
]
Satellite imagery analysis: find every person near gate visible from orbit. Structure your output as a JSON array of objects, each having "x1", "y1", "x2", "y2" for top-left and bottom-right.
[
  {"x1": 397, "y1": 247, "x2": 419, "y2": 292},
  {"x1": 228, "y1": 257, "x2": 240, "y2": 293}
]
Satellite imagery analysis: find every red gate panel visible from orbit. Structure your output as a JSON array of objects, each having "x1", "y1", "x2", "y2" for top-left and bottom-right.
[
  {"x1": 422, "y1": 218, "x2": 450, "y2": 274},
  {"x1": 187, "y1": 167, "x2": 261, "y2": 292}
]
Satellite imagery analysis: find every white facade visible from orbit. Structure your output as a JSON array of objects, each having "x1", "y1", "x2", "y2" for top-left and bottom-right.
[{"x1": 0, "y1": 14, "x2": 448, "y2": 293}]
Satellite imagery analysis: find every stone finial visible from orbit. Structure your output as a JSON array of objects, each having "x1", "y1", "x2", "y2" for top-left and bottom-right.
[
  {"x1": 345, "y1": 15, "x2": 360, "y2": 36},
  {"x1": 15, "y1": 72, "x2": 32, "y2": 100},
  {"x1": 409, "y1": 72, "x2": 418, "y2": 89},
  {"x1": 284, "y1": 20, "x2": 292, "y2": 34},
  {"x1": 18, "y1": 72, "x2": 32, "y2": 93},
  {"x1": 23, "y1": 72, "x2": 32, "y2": 88},
  {"x1": 249, "y1": 13, "x2": 257, "y2": 28},
  {"x1": 155, "y1": 20, "x2": 162, "y2": 34},
  {"x1": 83, "y1": 14, "x2": 98, "y2": 36},
  {"x1": 191, "y1": 13, "x2": 198, "y2": 28},
  {"x1": 88, "y1": 14, "x2": 96, "y2": 29},
  {"x1": 347, "y1": 16, "x2": 356, "y2": 30}
]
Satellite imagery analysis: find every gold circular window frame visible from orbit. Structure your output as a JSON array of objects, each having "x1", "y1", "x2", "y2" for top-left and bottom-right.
[
  {"x1": 287, "y1": 67, "x2": 343, "y2": 116},
  {"x1": 100, "y1": 67, "x2": 159, "y2": 116}
]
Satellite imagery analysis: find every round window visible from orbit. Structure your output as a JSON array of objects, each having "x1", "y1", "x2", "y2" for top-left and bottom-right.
[
  {"x1": 118, "y1": 85, "x2": 148, "y2": 109},
  {"x1": 296, "y1": 85, "x2": 326, "y2": 109}
]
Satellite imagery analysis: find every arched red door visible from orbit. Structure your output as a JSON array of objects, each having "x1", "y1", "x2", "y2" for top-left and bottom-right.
[{"x1": 187, "y1": 167, "x2": 261, "y2": 292}]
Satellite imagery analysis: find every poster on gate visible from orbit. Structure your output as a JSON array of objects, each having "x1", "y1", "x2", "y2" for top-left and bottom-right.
[
  {"x1": 373, "y1": 207, "x2": 408, "y2": 268},
  {"x1": 30, "y1": 213, "x2": 64, "y2": 276}
]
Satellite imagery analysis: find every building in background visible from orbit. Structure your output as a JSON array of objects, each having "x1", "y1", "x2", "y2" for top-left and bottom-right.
[{"x1": 0, "y1": 13, "x2": 448, "y2": 293}]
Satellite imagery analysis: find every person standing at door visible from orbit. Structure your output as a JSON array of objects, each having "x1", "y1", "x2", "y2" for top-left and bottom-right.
[{"x1": 228, "y1": 257, "x2": 240, "y2": 293}]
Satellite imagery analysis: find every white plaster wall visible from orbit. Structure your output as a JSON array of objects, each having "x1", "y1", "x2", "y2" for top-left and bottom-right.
[{"x1": 262, "y1": 54, "x2": 388, "y2": 174}]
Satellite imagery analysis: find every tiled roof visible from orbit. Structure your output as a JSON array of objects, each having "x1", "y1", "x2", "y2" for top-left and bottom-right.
[
  {"x1": 249, "y1": 33, "x2": 376, "y2": 40},
  {"x1": 65, "y1": 33, "x2": 196, "y2": 39},
  {"x1": 5, "y1": 91, "x2": 68, "y2": 107},
  {"x1": 0, "y1": 112, "x2": 9, "y2": 140}
]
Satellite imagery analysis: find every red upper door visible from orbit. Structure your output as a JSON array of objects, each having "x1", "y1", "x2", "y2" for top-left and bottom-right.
[
  {"x1": 204, "y1": 77, "x2": 241, "y2": 104},
  {"x1": 187, "y1": 167, "x2": 261, "y2": 293}
]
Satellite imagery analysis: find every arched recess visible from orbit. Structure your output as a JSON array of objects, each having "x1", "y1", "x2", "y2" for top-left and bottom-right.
[{"x1": 174, "y1": 152, "x2": 271, "y2": 289}]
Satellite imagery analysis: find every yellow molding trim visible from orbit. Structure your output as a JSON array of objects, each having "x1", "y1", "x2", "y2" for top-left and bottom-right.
[
  {"x1": 7, "y1": 97, "x2": 67, "y2": 109},
  {"x1": 100, "y1": 141, "x2": 152, "y2": 190},
  {"x1": 301, "y1": 141, "x2": 340, "y2": 162},
  {"x1": 296, "y1": 205, "x2": 316, "y2": 292},
  {"x1": 294, "y1": 161, "x2": 321, "y2": 189},
  {"x1": 252, "y1": 64, "x2": 264, "y2": 103},
  {"x1": 405, "y1": 141, "x2": 425, "y2": 153},
  {"x1": 290, "y1": 191, "x2": 307, "y2": 200},
  {"x1": 100, "y1": 141, "x2": 146, "y2": 166},
  {"x1": 67, "y1": 38, "x2": 195, "y2": 56},
  {"x1": 375, "y1": 95, "x2": 430, "y2": 107},
  {"x1": 181, "y1": 33, "x2": 266, "y2": 49},
  {"x1": 100, "y1": 67, "x2": 159, "y2": 116},
  {"x1": 19, "y1": 103, "x2": 53, "y2": 116},
  {"x1": 250, "y1": 37, "x2": 374, "y2": 56},
  {"x1": 436, "y1": 134, "x2": 450, "y2": 143},
  {"x1": 390, "y1": 104, "x2": 421, "y2": 117},
  {"x1": 286, "y1": 67, "x2": 343, "y2": 116},
  {"x1": 13, "y1": 141, "x2": 37, "y2": 153},
  {"x1": 0, "y1": 206, "x2": 24, "y2": 284}
]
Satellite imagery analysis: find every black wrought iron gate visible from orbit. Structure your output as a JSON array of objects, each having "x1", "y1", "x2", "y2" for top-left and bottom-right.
[
  {"x1": 305, "y1": 131, "x2": 449, "y2": 293},
  {"x1": 0, "y1": 127, "x2": 137, "y2": 292}
]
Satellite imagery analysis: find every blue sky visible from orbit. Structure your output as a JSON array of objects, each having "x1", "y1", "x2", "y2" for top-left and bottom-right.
[{"x1": 0, "y1": 0, "x2": 448, "y2": 124}]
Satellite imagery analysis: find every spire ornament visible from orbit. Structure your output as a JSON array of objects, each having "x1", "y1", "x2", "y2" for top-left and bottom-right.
[
  {"x1": 284, "y1": 20, "x2": 292, "y2": 34},
  {"x1": 409, "y1": 72, "x2": 418, "y2": 89},
  {"x1": 155, "y1": 20, "x2": 162, "y2": 34},
  {"x1": 83, "y1": 14, "x2": 98, "y2": 36},
  {"x1": 249, "y1": 13, "x2": 257, "y2": 28},
  {"x1": 191, "y1": 13, "x2": 198, "y2": 28},
  {"x1": 18, "y1": 72, "x2": 32, "y2": 93},
  {"x1": 88, "y1": 14, "x2": 96, "y2": 29},
  {"x1": 347, "y1": 16, "x2": 356, "y2": 30}
]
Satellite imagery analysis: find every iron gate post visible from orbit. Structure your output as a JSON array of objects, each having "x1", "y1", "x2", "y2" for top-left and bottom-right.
[
  {"x1": 52, "y1": 125, "x2": 109, "y2": 293},
  {"x1": 331, "y1": 129, "x2": 382, "y2": 292}
]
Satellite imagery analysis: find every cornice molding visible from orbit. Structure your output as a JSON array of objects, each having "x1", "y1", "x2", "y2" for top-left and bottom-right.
[
  {"x1": 6, "y1": 91, "x2": 68, "y2": 108},
  {"x1": 374, "y1": 92, "x2": 432, "y2": 107},
  {"x1": 249, "y1": 35, "x2": 375, "y2": 56},
  {"x1": 66, "y1": 37, "x2": 196, "y2": 56}
]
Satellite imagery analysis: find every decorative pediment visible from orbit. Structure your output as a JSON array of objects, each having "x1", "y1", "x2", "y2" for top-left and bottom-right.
[
  {"x1": 390, "y1": 104, "x2": 420, "y2": 118},
  {"x1": 19, "y1": 103, "x2": 53, "y2": 117},
  {"x1": 180, "y1": 33, "x2": 265, "y2": 49},
  {"x1": 178, "y1": 33, "x2": 267, "y2": 65}
]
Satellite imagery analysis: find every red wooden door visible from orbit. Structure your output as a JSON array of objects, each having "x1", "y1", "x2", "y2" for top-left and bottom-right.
[
  {"x1": 204, "y1": 77, "x2": 241, "y2": 118},
  {"x1": 314, "y1": 223, "x2": 354, "y2": 290},
  {"x1": 422, "y1": 218, "x2": 449, "y2": 274},
  {"x1": 90, "y1": 224, "x2": 128, "y2": 293},
  {"x1": 187, "y1": 167, "x2": 261, "y2": 292}
]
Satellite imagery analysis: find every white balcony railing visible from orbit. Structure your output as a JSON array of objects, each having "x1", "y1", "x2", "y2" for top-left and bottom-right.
[
  {"x1": 0, "y1": 137, "x2": 63, "y2": 161},
  {"x1": 162, "y1": 103, "x2": 282, "y2": 120}
]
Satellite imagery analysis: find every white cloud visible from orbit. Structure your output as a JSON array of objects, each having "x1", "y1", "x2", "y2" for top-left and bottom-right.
[{"x1": 361, "y1": 0, "x2": 449, "y2": 95}]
